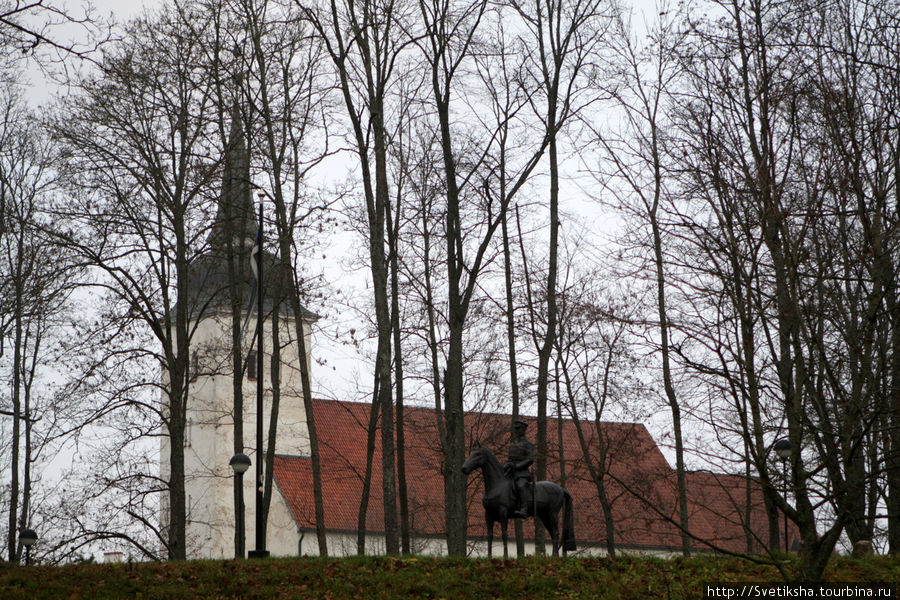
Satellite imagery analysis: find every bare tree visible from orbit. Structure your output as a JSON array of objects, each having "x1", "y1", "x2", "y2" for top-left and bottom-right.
[
  {"x1": 802, "y1": 0, "x2": 900, "y2": 551},
  {"x1": 0, "y1": 74, "x2": 80, "y2": 563},
  {"x1": 48, "y1": 3, "x2": 222, "y2": 560},
  {"x1": 0, "y1": 0, "x2": 110, "y2": 68},
  {"x1": 503, "y1": 0, "x2": 609, "y2": 553},
  {"x1": 414, "y1": 0, "x2": 572, "y2": 554},
  {"x1": 634, "y1": 0, "x2": 900, "y2": 579},
  {"x1": 299, "y1": 0, "x2": 418, "y2": 554},
  {"x1": 553, "y1": 257, "x2": 644, "y2": 557},
  {"x1": 233, "y1": 0, "x2": 334, "y2": 555},
  {"x1": 585, "y1": 3, "x2": 695, "y2": 555}
]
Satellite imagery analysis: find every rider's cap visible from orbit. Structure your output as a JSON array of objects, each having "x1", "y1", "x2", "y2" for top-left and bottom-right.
[{"x1": 513, "y1": 420, "x2": 528, "y2": 429}]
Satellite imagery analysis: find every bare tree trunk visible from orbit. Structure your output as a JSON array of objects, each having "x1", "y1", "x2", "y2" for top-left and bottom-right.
[
  {"x1": 388, "y1": 189, "x2": 411, "y2": 554},
  {"x1": 890, "y1": 155, "x2": 900, "y2": 554},
  {"x1": 8, "y1": 275, "x2": 22, "y2": 562},
  {"x1": 263, "y1": 303, "x2": 282, "y2": 541},
  {"x1": 648, "y1": 150, "x2": 690, "y2": 557},
  {"x1": 429, "y1": 20, "x2": 475, "y2": 556},
  {"x1": 301, "y1": 0, "x2": 400, "y2": 552},
  {"x1": 292, "y1": 296, "x2": 328, "y2": 555},
  {"x1": 501, "y1": 207, "x2": 526, "y2": 557},
  {"x1": 357, "y1": 396, "x2": 380, "y2": 554},
  {"x1": 559, "y1": 336, "x2": 616, "y2": 556},
  {"x1": 555, "y1": 359, "x2": 566, "y2": 489},
  {"x1": 241, "y1": 0, "x2": 330, "y2": 553},
  {"x1": 169, "y1": 207, "x2": 192, "y2": 561},
  {"x1": 372, "y1": 94, "x2": 400, "y2": 554},
  {"x1": 216, "y1": 99, "x2": 249, "y2": 559},
  {"x1": 21, "y1": 348, "x2": 34, "y2": 559},
  {"x1": 532, "y1": 127, "x2": 560, "y2": 555},
  {"x1": 889, "y1": 281, "x2": 900, "y2": 552},
  {"x1": 422, "y1": 204, "x2": 447, "y2": 448}
]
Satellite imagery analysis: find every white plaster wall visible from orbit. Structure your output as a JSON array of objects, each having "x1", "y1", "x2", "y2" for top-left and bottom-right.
[{"x1": 161, "y1": 310, "x2": 312, "y2": 560}]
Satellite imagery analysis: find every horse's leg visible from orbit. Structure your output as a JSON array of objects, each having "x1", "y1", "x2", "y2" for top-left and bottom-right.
[
  {"x1": 551, "y1": 518, "x2": 560, "y2": 557},
  {"x1": 501, "y1": 518, "x2": 509, "y2": 560},
  {"x1": 542, "y1": 510, "x2": 560, "y2": 557},
  {"x1": 486, "y1": 514, "x2": 494, "y2": 558}
]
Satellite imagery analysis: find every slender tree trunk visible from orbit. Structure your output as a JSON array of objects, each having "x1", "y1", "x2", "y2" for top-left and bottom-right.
[
  {"x1": 593, "y1": 431, "x2": 615, "y2": 557},
  {"x1": 648, "y1": 170, "x2": 690, "y2": 557},
  {"x1": 357, "y1": 394, "x2": 380, "y2": 554},
  {"x1": 8, "y1": 274, "x2": 22, "y2": 562},
  {"x1": 560, "y1": 354, "x2": 616, "y2": 556},
  {"x1": 437, "y1": 92, "x2": 469, "y2": 556},
  {"x1": 555, "y1": 360, "x2": 566, "y2": 489},
  {"x1": 370, "y1": 97, "x2": 398, "y2": 552},
  {"x1": 441, "y1": 103, "x2": 468, "y2": 553},
  {"x1": 372, "y1": 95, "x2": 399, "y2": 556},
  {"x1": 443, "y1": 327, "x2": 467, "y2": 557},
  {"x1": 388, "y1": 194, "x2": 411, "y2": 554},
  {"x1": 295, "y1": 305, "x2": 328, "y2": 555},
  {"x1": 263, "y1": 303, "x2": 281, "y2": 540},
  {"x1": 889, "y1": 280, "x2": 900, "y2": 552},
  {"x1": 166, "y1": 374, "x2": 187, "y2": 561},
  {"x1": 889, "y1": 151, "x2": 900, "y2": 554},
  {"x1": 533, "y1": 123, "x2": 561, "y2": 555},
  {"x1": 501, "y1": 207, "x2": 526, "y2": 557},
  {"x1": 165, "y1": 206, "x2": 191, "y2": 561},
  {"x1": 21, "y1": 345, "x2": 33, "y2": 558},
  {"x1": 422, "y1": 206, "x2": 447, "y2": 447},
  {"x1": 744, "y1": 437, "x2": 754, "y2": 553}
]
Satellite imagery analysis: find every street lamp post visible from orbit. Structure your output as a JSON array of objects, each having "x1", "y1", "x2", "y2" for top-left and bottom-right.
[
  {"x1": 773, "y1": 438, "x2": 792, "y2": 552},
  {"x1": 230, "y1": 453, "x2": 251, "y2": 559},
  {"x1": 248, "y1": 199, "x2": 269, "y2": 560},
  {"x1": 19, "y1": 528, "x2": 37, "y2": 565}
]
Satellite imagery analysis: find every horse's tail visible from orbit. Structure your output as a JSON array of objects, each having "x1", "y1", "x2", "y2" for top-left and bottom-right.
[{"x1": 562, "y1": 489, "x2": 576, "y2": 552}]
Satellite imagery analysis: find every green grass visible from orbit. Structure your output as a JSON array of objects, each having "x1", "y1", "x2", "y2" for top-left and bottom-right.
[{"x1": 1, "y1": 554, "x2": 898, "y2": 599}]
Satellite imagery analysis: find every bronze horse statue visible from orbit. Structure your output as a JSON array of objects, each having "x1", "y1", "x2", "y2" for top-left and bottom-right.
[{"x1": 461, "y1": 444, "x2": 576, "y2": 558}]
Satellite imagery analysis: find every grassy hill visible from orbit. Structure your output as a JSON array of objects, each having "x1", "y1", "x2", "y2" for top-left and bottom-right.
[{"x1": 2, "y1": 554, "x2": 899, "y2": 599}]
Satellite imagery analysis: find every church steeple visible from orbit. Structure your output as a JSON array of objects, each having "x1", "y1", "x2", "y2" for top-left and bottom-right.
[
  {"x1": 208, "y1": 101, "x2": 256, "y2": 250},
  {"x1": 185, "y1": 93, "x2": 317, "y2": 321}
]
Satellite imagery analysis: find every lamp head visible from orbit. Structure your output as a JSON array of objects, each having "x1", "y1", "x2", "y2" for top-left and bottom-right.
[
  {"x1": 230, "y1": 453, "x2": 251, "y2": 474},
  {"x1": 19, "y1": 528, "x2": 37, "y2": 547},
  {"x1": 773, "y1": 438, "x2": 792, "y2": 460}
]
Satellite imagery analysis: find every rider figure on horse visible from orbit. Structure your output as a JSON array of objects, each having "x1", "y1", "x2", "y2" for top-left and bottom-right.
[{"x1": 503, "y1": 420, "x2": 535, "y2": 518}]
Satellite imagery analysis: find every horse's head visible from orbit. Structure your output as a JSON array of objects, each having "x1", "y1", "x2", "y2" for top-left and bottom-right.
[{"x1": 461, "y1": 442, "x2": 487, "y2": 475}]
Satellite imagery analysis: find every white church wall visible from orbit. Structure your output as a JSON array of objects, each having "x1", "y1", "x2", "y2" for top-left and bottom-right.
[{"x1": 161, "y1": 309, "x2": 313, "y2": 560}]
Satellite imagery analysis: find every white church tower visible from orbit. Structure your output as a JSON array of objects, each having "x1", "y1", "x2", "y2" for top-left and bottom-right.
[{"x1": 161, "y1": 107, "x2": 316, "y2": 559}]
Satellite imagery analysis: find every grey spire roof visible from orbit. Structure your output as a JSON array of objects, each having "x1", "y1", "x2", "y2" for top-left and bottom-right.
[
  {"x1": 207, "y1": 102, "x2": 256, "y2": 251},
  {"x1": 184, "y1": 106, "x2": 318, "y2": 322}
]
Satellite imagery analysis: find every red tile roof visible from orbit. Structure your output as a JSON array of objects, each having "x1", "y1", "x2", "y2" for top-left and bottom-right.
[{"x1": 272, "y1": 399, "x2": 781, "y2": 553}]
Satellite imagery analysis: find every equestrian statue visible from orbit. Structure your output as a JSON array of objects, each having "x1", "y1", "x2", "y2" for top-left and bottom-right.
[{"x1": 461, "y1": 420, "x2": 576, "y2": 558}]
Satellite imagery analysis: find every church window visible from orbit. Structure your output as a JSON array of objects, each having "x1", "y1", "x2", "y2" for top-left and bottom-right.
[{"x1": 247, "y1": 351, "x2": 257, "y2": 380}]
